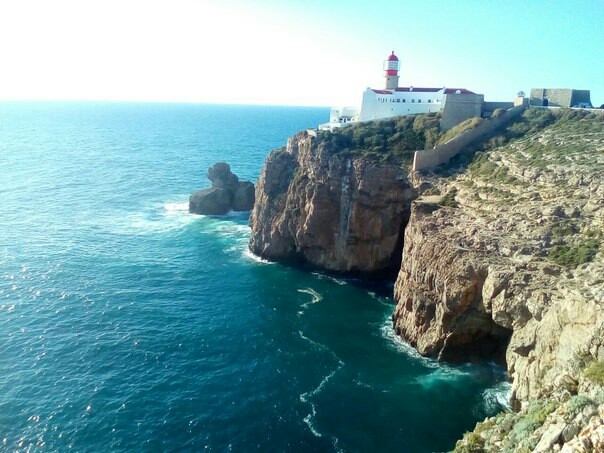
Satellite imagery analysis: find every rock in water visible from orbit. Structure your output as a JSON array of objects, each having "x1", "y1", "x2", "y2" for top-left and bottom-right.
[
  {"x1": 208, "y1": 162, "x2": 239, "y2": 191},
  {"x1": 189, "y1": 162, "x2": 255, "y2": 215},
  {"x1": 189, "y1": 187, "x2": 232, "y2": 215},
  {"x1": 233, "y1": 181, "x2": 255, "y2": 211}
]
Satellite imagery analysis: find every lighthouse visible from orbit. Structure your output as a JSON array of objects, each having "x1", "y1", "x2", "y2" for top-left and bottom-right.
[{"x1": 384, "y1": 51, "x2": 400, "y2": 90}]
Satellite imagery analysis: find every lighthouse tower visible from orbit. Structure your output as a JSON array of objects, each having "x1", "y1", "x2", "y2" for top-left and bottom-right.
[{"x1": 384, "y1": 51, "x2": 400, "y2": 90}]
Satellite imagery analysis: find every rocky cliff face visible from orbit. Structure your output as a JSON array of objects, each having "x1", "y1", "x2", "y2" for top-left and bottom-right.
[
  {"x1": 391, "y1": 110, "x2": 604, "y2": 451},
  {"x1": 249, "y1": 109, "x2": 603, "y2": 450},
  {"x1": 249, "y1": 130, "x2": 416, "y2": 274},
  {"x1": 393, "y1": 111, "x2": 604, "y2": 408}
]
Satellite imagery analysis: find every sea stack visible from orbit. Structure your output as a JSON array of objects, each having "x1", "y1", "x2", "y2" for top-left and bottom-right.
[{"x1": 189, "y1": 162, "x2": 255, "y2": 215}]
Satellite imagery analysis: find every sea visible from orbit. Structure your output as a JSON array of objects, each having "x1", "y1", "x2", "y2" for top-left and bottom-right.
[{"x1": 0, "y1": 102, "x2": 510, "y2": 452}]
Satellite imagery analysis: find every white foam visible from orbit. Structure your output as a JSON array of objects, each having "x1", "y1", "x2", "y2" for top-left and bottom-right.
[
  {"x1": 107, "y1": 199, "x2": 198, "y2": 235},
  {"x1": 379, "y1": 315, "x2": 438, "y2": 367},
  {"x1": 163, "y1": 201, "x2": 189, "y2": 215},
  {"x1": 298, "y1": 330, "x2": 345, "y2": 441},
  {"x1": 242, "y1": 248, "x2": 274, "y2": 264},
  {"x1": 415, "y1": 366, "x2": 473, "y2": 389},
  {"x1": 311, "y1": 272, "x2": 348, "y2": 286},
  {"x1": 298, "y1": 288, "x2": 323, "y2": 305},
  {"x1": 481, "y1": 380, "x2": 512, "y2": 412}
]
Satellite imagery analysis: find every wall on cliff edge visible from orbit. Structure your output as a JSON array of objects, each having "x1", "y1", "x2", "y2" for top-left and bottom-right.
[
  {"x1": 412, "y1": 104, "x2": 526, "y2": 171},
  {"x1": 248, "y1": 130, "x2": 417, "y2": 275}
]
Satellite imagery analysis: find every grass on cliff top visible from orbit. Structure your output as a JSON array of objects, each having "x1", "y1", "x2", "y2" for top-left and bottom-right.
[
  {"x1": 318, "y1": 113, "x2": 441, "y2": 163},
  {"x1": 438, "y1": 117, "x2": 484, "y2": 144}
]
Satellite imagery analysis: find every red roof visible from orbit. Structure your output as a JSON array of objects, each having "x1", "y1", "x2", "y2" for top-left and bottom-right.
[
  {"x1": 371, "y1": 87, "x2": 475, "y2": 94},
  {"x1": 387, "y1": 51, "x2": 399, "y2": 61},
  {"x1": 395, "y1": 87, "x2": 441, "y2": 93}
]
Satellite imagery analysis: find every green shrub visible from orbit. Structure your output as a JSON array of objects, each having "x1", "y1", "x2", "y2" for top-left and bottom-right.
[
  {"x1": 319, "y1": 113, "x2": 443, "y2": 163},
  {"x1": 438, "y1": 117, "x2": 484, "y2": 144},
  {"x1": 584, "y1": 361, "x2": 604, "y2": 386},
  {"x1": 510, "y1": 417, "x2": 540, "y2": 445},
  {"x1": 527, "y1": 400, "x2": 558, "y2": 424},
  {"x1": 551, "y1": 221, "x2": 579, "y2": 239},
  {"x1": 440, "y1": 188, "x2": 458, "y2": 208},
  {"x1": 548, "y1": 238, "x2": 600, "y2": 267},
  {"x1": 454, "y1": 431, "x2": 485, "y2": 453},
  {"x1": 566, "y1": 395, "x2": 593, "y2": 416}
]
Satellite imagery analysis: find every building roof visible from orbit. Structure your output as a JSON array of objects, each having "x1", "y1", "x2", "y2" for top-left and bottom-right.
[
  {"x1": 387, "y1": 51, "x2": 399, "y2": 61},
  {"x1": 371, "y1": 87, "x2": 476, "y2": 95}
]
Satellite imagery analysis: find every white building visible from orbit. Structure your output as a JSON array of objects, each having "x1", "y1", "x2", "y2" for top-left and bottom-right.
[{"x1": 319, "y1": 52, "x2": 478, "y2": 130}]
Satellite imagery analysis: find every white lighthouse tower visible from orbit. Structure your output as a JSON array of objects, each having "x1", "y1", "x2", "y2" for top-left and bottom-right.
[{"x1": 384, "y1": 51, "x2": 400, "y2": 90}]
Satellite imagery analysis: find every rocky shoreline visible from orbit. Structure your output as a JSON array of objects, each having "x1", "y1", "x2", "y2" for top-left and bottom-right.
[{"x1": 248, "y1": 109, "x2": 604, "y2": 451}]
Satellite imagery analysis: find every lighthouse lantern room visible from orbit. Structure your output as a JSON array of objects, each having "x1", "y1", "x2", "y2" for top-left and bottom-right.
[{"x1": 384, "y1": 51, "x2": 400, "y2": 90}]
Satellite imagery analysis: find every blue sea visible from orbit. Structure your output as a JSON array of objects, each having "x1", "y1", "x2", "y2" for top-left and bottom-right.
[{"x1": 0, "y1": 102, "x2": 509, "y2": 452}]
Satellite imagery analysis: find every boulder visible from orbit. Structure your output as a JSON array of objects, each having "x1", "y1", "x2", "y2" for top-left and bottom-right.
[
  {"x1": 189, "y1": 162, "x2": 255, "y2": 215},
  {"x1": 233, "y1": 181, "x2": 255, "y2": 211},
  {"x1": 189, "y1": 187, "x2": 232, "y2": 215},
  {"x1": 208, "y1": 162, "x2": 239, "y2": 191}
]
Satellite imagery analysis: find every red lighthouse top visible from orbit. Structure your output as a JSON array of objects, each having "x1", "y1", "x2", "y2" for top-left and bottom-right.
[{"x1": 384, "y1": 51, "x2": 400, "y2": 76}]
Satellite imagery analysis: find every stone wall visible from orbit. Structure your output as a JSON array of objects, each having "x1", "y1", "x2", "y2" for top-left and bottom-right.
[
  {"x1": 483, "y1": 101, "x2": 514, "y2": 115},
  {"x1": 412, "y1": 104, "x2": 526, "y2": 171},
  {"x1": 530, "y1": 88, "x2": 592, "y2": 107},
  {"x1": 439, "y1": 93, "x2": 484, "y2": 131}
]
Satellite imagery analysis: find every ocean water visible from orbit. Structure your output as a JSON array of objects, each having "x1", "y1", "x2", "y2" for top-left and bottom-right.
[{"x1": 0, "y1": 102, "x2": 509, "y2": 452}]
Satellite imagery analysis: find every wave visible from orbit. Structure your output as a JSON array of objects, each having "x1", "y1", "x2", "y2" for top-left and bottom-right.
[
  {"x1": 481, "y1": 380, "x2": 512, "y2": 413},
  {"x1": 310, "y1": 272, "x2": 349, "y2": 286},
  {"x1": 241, "y1": 248, "x2": 274, "y2": 265},
  {"x1": 379, "y1": 315, "x2": 438, "y2": 367},
  {"x1": 298, "y1": 330, "x2": 344, "y2": 446},
  {"x1": 298, "y1": 288, "x2": 323, "y2": 305},
  {"x1": 163, "y1": 201, "x2": 189, "y2": 215}
]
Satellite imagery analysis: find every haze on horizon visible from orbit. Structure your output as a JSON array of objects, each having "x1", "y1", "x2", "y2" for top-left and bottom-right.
[{"x1": 1, "y1": 0, "x2": 603, "y2": 107}]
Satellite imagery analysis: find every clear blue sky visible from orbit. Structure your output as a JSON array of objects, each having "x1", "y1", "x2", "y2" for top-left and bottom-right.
[{"x1": 1, "y1": 0, "x2": 602, "y2": 106}]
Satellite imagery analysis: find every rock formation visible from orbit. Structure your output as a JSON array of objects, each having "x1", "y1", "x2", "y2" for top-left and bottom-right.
[
  {"x1": 189, "y1": 162, "x2": 255, "y2": 215},
  {"x1": 248, "y1": 108, "x2": 604, "y2": 451},
  {"x1": 394, "y1": 110, "x2": 604, "y2": 451},
  {"x1": 249, "y1": 130, "x2": 417, "y2": 274}
]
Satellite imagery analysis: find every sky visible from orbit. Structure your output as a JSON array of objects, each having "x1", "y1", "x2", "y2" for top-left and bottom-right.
[{"x1": 0, "y1": 0, "x2": 603, "y2": 107}]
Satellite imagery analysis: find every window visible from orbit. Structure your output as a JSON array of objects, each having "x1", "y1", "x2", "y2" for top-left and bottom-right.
[
  {"x1": 396, "y1": 99, "x2": 400, "y2": 103},
  {"x1": 411, "y1": 99, "x2": 415, "y2": 103},
  {"x1": 428, "y1": 99, "x2": 432, "y2": 103},
  {"x1": 403, "y1": 99, "x2": 406, "y2": 103},
  {"x1": 418, "y1": 99, "x2": 421, "y2": 103}
]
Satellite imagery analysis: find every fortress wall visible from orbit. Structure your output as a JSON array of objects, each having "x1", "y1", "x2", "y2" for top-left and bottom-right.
[
  {"x1": 482, "y1": 101, "x2": 514, "y2": 113},
  {"x1": 413, "y1": 105, "x2": 526, "y2": 171},
  {"x1": 570, "y1": 90, "x2": 591, "y2": 106},
  {"x1": 440, "y1": 93, "x2": 484, "y2": 131},
  {"x1": 528, "y1": 88, "x2": 591, "y2": 107}
]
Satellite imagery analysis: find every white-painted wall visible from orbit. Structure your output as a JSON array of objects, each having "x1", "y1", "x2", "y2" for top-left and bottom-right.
[{"x1": 358, "y1": 88, "x2": 444, "y2": 121}]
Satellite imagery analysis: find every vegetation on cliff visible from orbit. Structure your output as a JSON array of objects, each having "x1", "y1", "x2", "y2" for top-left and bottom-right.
[{"x1": 318, "y1": 112, "x2": 441, "y2": 163}]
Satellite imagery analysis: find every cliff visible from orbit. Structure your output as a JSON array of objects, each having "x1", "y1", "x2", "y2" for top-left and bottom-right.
[
  {"x1": 248, "y1": 114, "x2": 439, "y2": 273},
  {"x1": 249, "y1": 108, "x2": 604, "y2": 451},
  {"x1": 392, "y1": 109, "x2": 604, "y2": 451}
]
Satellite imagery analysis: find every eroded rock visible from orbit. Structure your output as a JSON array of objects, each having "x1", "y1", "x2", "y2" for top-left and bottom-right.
[{"x1": 189, "y1": 162, "x2": 255, "y2": 215}]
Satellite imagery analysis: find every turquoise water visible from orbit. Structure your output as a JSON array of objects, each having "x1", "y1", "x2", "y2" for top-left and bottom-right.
[{"x1": 0, "y1": 102, "x2": 508, "y2": 452}]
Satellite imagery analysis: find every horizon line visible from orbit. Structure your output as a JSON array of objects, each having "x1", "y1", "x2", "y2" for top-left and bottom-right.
[{"x1": 0, "y1": 97, "x2": 334, "y2": 109}]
